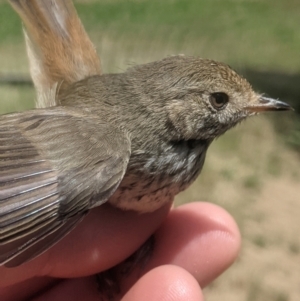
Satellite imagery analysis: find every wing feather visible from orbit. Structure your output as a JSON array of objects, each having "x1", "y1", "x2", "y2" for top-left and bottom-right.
[{"x1": 0, "y1": 108, "x2": 131, "y2": 266}]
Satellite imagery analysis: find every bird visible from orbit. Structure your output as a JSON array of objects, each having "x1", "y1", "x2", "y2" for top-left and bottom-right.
[{"x1": 0, "y1": 0, "x2": 292, "y2": 268}]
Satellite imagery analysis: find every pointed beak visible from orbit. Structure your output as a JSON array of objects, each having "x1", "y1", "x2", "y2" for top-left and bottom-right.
[{"x1": 245, "y1": 96, "x2": 293, "y2": 112}]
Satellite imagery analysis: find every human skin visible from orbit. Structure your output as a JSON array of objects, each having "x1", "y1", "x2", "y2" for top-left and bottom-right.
[{"x1": 0, "y1": 202, "x2": 241, "y2": 301}]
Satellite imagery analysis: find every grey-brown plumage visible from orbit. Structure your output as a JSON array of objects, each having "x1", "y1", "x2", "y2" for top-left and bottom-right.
[{"x1": 1, "y1": 0, "x2": 292, "y2": 267}]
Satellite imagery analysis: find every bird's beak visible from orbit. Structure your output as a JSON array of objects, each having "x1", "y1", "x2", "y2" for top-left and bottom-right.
[{"x1": 245, "y1": 96, "x2": 293, "y2": 112}]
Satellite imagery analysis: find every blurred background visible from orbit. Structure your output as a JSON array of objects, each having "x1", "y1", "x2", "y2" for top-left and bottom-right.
[{"x1": 0, "y1": 0, "x2": 299, "y2": 300}]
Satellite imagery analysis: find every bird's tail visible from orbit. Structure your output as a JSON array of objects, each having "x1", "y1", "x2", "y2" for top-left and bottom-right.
[{"x1": 9, "y1": 0, "x2": 101, "y2": 107}]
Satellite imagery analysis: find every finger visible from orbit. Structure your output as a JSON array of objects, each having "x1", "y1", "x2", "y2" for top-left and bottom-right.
[
  {"x1": 0, "y1": 277, "x2": 56, "y2": 301},
  {"x1": 121, "y1": 202, "x2": 241, "y2": 291},
  {"x1": 122, "y1": 265, "x2": 204, "y2": 301},
  {"x1": 152, "y1": 202, "x2": 241, "y2": 286},
  {"x1": 32, "y1": 265, "x2": 203, "y2": 301},
  {"x1": 1, "y1": 264, "x2": 204, "y2": 301},
  {"x1": 153, "y1": 202, "x2": 241, "y2": 286},
  {"x1": 31, "y1": 277, "x2": 100, "y2": 301},
  {"x1": 0, "y1": 203, "x2": 171, "y2": 287},
  {"x1": 46, "y1": 203, "x2": 171, "y2": 277}
]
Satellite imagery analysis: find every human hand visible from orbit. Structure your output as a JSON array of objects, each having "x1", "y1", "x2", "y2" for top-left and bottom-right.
[{"x1": 0, "y1": 202, "x2": 240, "y2": 301}]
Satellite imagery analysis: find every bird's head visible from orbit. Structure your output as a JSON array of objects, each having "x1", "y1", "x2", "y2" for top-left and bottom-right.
[{"x1": 128, "y1": 55, "x2": 292, "y2": 142}]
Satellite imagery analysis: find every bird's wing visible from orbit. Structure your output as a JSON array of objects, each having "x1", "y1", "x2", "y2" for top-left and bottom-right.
[
  {"x1": 0, "y1": 107, "x2": 130, "y2": 267},
  {"x1": 9, "y1": 0, "x2": 101, "y2": 107}
]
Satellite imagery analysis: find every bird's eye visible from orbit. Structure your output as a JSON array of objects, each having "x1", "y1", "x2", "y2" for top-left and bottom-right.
[{"x1": 210, "y1": 92, "x2": 229, "y2": 109}]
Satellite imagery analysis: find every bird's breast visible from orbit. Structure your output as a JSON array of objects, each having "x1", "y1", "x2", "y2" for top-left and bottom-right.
[{"x1": 109, "y1": 139, "x2": 209, "y2": 212}]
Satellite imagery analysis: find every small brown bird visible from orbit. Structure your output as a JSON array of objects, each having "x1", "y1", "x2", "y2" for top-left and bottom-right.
[{"x1": 0, "y1": 0, "x2": 292, "y2": 267}]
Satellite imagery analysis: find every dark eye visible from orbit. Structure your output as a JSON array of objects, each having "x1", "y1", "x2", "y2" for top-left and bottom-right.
[{"x1": 210, "y1": 92, "x2": 229, "y2": 109}]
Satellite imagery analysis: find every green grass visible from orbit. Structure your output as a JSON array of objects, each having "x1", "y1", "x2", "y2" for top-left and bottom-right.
[
  {"x1": 289, "y1": 241, "x2": 300, "y2": 254},
  {"x1": 0, "y1": 3, "x2": 23, "y2": 42},
  {"x1": 0, "y1": 86, "x2": 34, "y2": 113},
  {"x1": 1, "y1": 0, "x2": 300, "y2": 72},
  {"x1": 252, "y1": 235, "x2": 267, "y2": 248},
  {"x1": 243, "y1": 174, "x2": 262, "y2": 190},
  {"x1": 77, "y1": 0, "x2": 300, "y2": 72}
]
